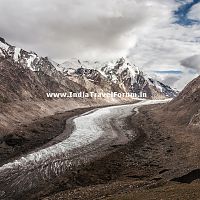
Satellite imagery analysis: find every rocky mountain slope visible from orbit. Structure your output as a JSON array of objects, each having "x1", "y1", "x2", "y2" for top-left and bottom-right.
[
  {"x1": 0, "y1": 37, "x2": 87, "y2": 103},
  {"x1": 164, "y1": 74, "x2": 200, "y2": 126}
]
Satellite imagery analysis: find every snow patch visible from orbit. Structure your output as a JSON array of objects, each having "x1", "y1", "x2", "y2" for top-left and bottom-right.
[
  {"x1": 13, "y1": 47, "x2": 21, "y2": 61},
  {"x1": 26, "y1": 54, "x2": 38, "y2": 71},
  {"x1": 154, "y1": 81, "x2": 163, "y2": 92},
  {"x1": 66, "y1": 68, "x2": 76, "y2": 75}
]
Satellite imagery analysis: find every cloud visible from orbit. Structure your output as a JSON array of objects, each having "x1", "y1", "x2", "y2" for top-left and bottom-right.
[
  {"x1": 181, "y1": 54, "x2": 200, "y2": 72},
  {"x1": 127, "y1": 1, "x2": 200, "y2": 90},
  {"x1": 147, "y1": 70, "x2": 182, "y2": 89},
  {"x1": 174, "y1": 72, "x2": 198, "y2": 90},
  {"x1": 163, "y1": 76, "x2": 180, "y2": 86},
  {"x1": 0, "y1": 0, "x2": 158, "y2": 61},
  {"x1": 188, "y1": 2, "x2": 200, "y2": 20}
]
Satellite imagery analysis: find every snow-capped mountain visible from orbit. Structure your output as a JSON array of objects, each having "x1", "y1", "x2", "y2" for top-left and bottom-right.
[
  {"x1": 0, "y1": 37, "x2": 85, "y2": 89},
  {"x1": 59, "y1": 57, "x2": 178, "y2": 99},
  {"x1": 58, "y1": 59, "x2": 101, "y2": 71},
  {"x1": 58, "y1": 63, "x2": 123, "y2": 94},
  {"x1": 48, "y1": 58, "x2": 123, "y2": 94},
  {"x1": 0, "y1": 37, "x2": 123, "y2": 103},
  {"x1": 0, "y1": 37, "x2": 86, "y2": 102},
  {"x1": 100, "y1": 57, "x2": 177, "y2": 98},
  {"x1": 0, "y1": 37, "x2": 59, "y2": 76}
]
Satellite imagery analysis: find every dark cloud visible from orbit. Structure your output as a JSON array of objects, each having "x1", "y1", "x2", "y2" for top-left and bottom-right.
[{"x1": 181, "y1": 54, "x2": 200, "y2": 73}]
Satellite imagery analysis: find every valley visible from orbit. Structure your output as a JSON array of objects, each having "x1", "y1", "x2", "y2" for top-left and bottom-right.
[{"x1": 0, "y1": 37, "x2": 199, "y2": 200}]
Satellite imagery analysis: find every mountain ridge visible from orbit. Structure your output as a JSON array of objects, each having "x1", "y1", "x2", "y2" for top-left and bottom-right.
[{"x1": 0, "y1": 37, "x2": 178, "y2": 101}]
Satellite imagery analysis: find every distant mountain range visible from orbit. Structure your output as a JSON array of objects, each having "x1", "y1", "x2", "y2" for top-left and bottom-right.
[
  {"x1": 0, "y1": 37, "x2": 177, "y2": 103},
  {"x1": 52, "y1": 57, "x2": 177, "y2": 99}
]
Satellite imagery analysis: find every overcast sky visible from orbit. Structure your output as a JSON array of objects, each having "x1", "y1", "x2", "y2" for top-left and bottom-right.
[{"x1": 0, "y1": 0, "x2": 200, "y2": 90}]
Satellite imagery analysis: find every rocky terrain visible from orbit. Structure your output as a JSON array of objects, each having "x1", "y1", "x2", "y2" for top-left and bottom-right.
[{"x1": 0, "y1": 37, "x2": 90, "y2": 103}]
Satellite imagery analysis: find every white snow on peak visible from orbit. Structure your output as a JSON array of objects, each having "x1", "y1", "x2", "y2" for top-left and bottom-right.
[
  {"x1": 66, "y1": 68, "x2": 76, "y2": 75},
  {"x1": 101, "y1": 57, "x2": 139, "y2": 84},
  {"x1": 154, "y1": 80, "x2": 163, "y2": 92},
  {"x1": 57, "y1": 57, "x2": 140, "y2": 83},
  {"x1": 0, "y1": 41, "x2": 41, "y2": 72},
  {"x1": 26, "y1": 54, "x2": 38, "y2": 71},
  {"x1": 13, "y1": 47, "x2": 21, "y2": 61},
  {"x1": 60, "y1": 59, "x2": 104, "y2": 72},
  {"x1": 61, "y1": 58, "x2": 82, "y2": 70},
  {"x1": 145, "y1": 76, "x2": 163, "y2": 93}
]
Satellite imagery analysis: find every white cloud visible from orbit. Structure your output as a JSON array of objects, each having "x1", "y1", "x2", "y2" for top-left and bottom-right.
[
  {"x1": 0, "y1": 0, "x2": 159, "y2": 60},
  {"x1": 130, "y1": 24, "x2": 200, "y2": 70},
  {"x1": 188, "y1": 3, "x2": 200, "y2": 20},
  {"x1": 127, "y1": 1, "x2": 200, "y2": 90},
  {"x1": 181, "y1": 54, "x2": 200, "y2": 73},
  {"x1": 175, "y1": 72, "x2": 198, "y2": 90}
]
